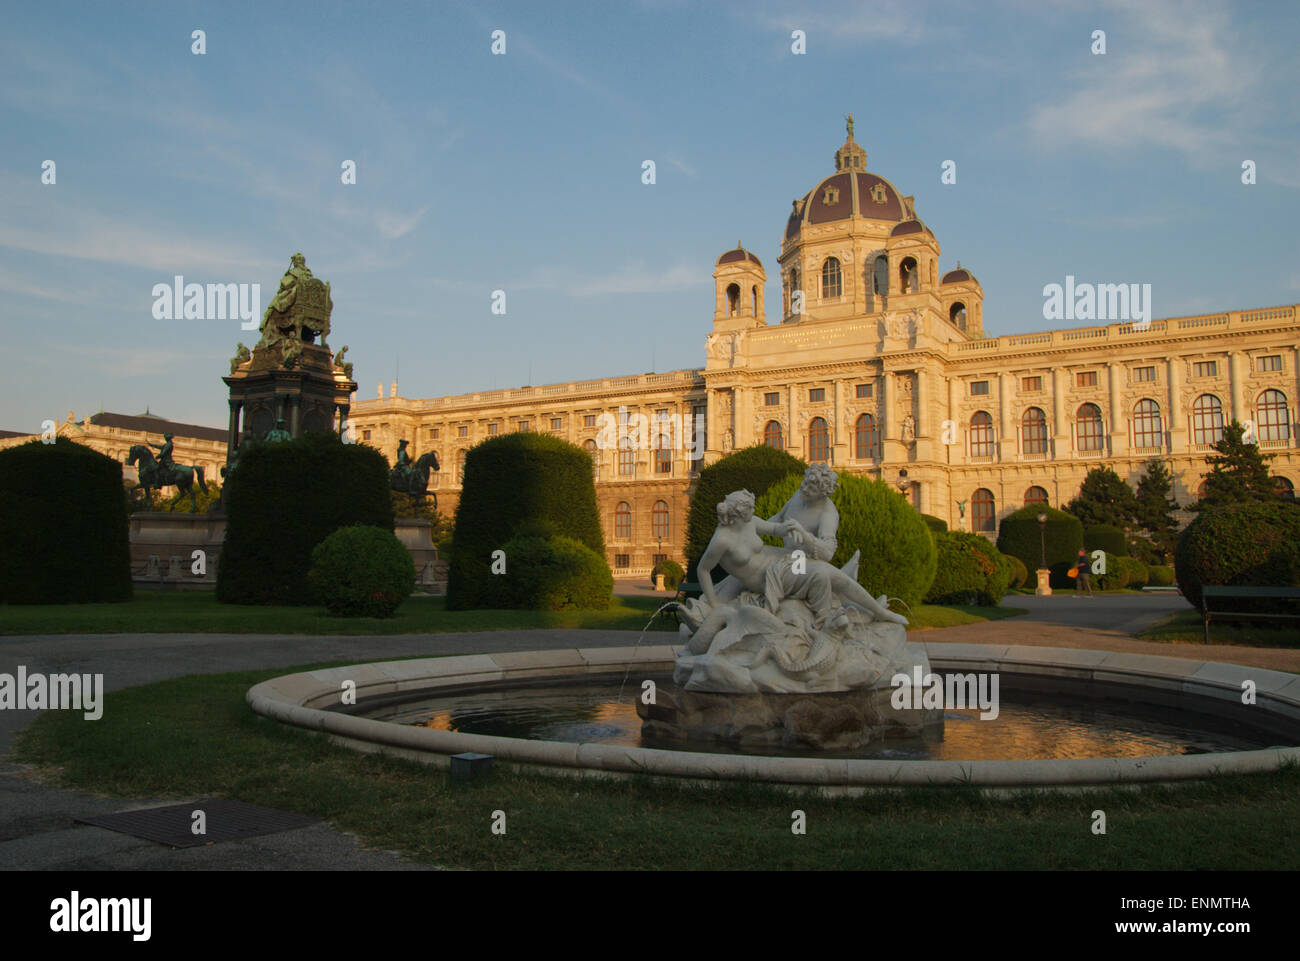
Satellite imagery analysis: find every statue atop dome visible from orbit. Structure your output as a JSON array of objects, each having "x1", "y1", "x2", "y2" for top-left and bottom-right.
[{"x1": 845, "y1": 113, "x2": 854, "y2": 139}]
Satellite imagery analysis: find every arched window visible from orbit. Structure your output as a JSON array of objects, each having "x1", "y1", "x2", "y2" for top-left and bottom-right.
[
  {"x1": 898, "y1": 256, "x2": 918, "y2": 293},
  {"x1": 1024, "y1": 486, "x2": 1049, "y2": 506},
  {"x1": 583, "y1": 438, "x2": 599, "y2": 479},
  {"x1": 1076, "y1": 403, "x2": 1104, "y2": 452},
  {"x1": 619, "y1": 436, "x2": 635, "y2": 476},
  {"x1": 456, "y1": 449, "x2": 467, "y2": 484},
  {"x1": 808, "y1": 417, "x2": 829, "y2": 463},
  {"x1": 972, "y1": 488, "x2": 996, "y2": 532},
  {"x1": 751, "y1": 285, "x2": 758, "y2": 316},
  {"x1": 1257, "y1": 389, "x2": 1290, "y2": 443},
  {"x1": 1276, "y1": 476, "x2": 1295, "y2": 500},
  {"x1": 763, "y1": 420, "x2": 783, "y2": 449},
  {"x1": 970, "y1": 411, "x2": 994, "y2": 457},
  {"x1": 1021, "y1": 407, "x2": 1047, "y2": 454},
  {"x1": 652, "y1": 500, "x2": 670, "y2": 539},
  {"x1": 855, "y1": 413, "x2": 878, "y2": 459},
  {"x1": 1192, "y1": 394, "x2": 1224, "y2": 445},
  {"x1": 1133, "y1": 399, "x2": 1163, "y2": 449},
  {"x1": 949, "y1": 301, "x2": 967, "y2": 330},
  {"x1": 821, "y1": 258, "x2": 842, "y2": 299},
  {"x1": 615, "y1": 501, "x2": 632, "y2": 539},
  {"x1": 726, "y1": 283, "x2": 740, "y2": 316},
  {"x1": 872, "y1": 256, "x2": 888, "y2": 296},
  {"x1": 1196, "y1": 479, "x2": 1209, "y2": 500}
]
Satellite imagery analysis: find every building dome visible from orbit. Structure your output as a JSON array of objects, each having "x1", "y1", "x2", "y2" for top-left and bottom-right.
[
  {"x1": 941, "y1": 267, "x2": 978, "y2": 285},
  {"x1": 716, "y1": 244, "x2": 763, "y2": 268},
  {"x1": 890, "y1": 219, "x2": 929, "y2": 237},
  {"x1": 784, "y1": 120, "x2": 910, "y2": 241}
]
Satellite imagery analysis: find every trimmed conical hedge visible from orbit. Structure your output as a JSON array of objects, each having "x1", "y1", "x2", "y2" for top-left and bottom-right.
[
  {"x1": 0, "y1": 437, "x2": 132, "y2": 604},
  {"x1": 446, "y1": 432, "x2": 606, "y2": 609},
  {"x1": 217, "y1": 432, "x2": 394, "y2": 605}
]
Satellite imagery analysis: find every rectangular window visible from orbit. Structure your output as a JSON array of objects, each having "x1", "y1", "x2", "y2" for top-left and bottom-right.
[
  {"x1": 583, "y1": 414, "x2": 597, "y2": 427},
  {"x1": 1259, "y1": 355, "x2": 1282, "y2": 372},
  {"x1": 487, "y1": 423, "x2": 498, "y2": 435},
  {"x1": 1193, "y1": 361, "x2": 1218, "y2": 378},
  {"x1": 1076, "y1": 371, "x2": 1098, "y2": 388},
  {"x1": 856, "y1": 383, "x2": 873, "y2": 399},
  {"x1": 969, "y1": 381, "x2": 989, "y2": 396},
  {"x1": 765, "y1": 392, "x2": 780, "y2": 406},
  {"x1": 362, "y1": 430, "x2": 371, "y2": 441},
  {"x1": 656, "y1": 408, "x2": 669, "y2": 420},
  {"x1": 457, "y1": 425, "x2": 468, "y2": 438},
  {"x1": 550, "y1": 417, "x2": 562, "y2": 430},
  {"x1": 614, "y1": 554, "x2": 630, "y2": 570},
  {"x1": 655, "y1": 444, "x2": 671, "y2": 474},
  {"x1": 429, "y1": 428, "x2": 440, "y2": 439},
  {"x1": 517, "y1": 419, "x2": 530, "y2": 432},
  {"x1": 1021, "y1": 376, "x2": 1042, "y2": 392},
  {"x1": 1133, "y1": 366, "x2": 1156, "y2": 382},
  {"x1": 809, "y1": 388, "x2": 826, "y2": 403}
]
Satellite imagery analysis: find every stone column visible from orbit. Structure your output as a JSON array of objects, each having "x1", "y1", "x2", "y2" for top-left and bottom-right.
[
  {"x1": 832, "y1": 379, "x2": 848, "y2": 464},
  {"x1": 1228, "y1": 351, "x2": 1243, "y2": 423},
  {"x1": 997, "y1": 372, "x2": 1012, "y2": 460},
  {"x1": 226, "y1": 400, "x2": 242, "y2": 460},
  {"x1": 788, "y1": 384, "x2": 800, "y2": 456},
  {"x1": 1052, "y1": 368, "x2": 1067, "y2": 455},
  {"x1": 1167, "y1": 357, "x2": 1186, "y2": 452},
  {"x1": 946, "y1": 375, "x2": 959, "y2": 464},
  {"x1": 1107, "y1": 362, "x2": 1126, "y2": 457}
]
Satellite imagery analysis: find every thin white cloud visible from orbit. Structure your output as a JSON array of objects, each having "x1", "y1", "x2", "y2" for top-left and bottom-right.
[{"x1": 746, "y1": 0, "x2": 927, "y2": 43}]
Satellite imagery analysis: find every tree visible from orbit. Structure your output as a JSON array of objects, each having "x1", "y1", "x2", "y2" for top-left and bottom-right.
[
  {"x1": 1199, "y1": 420, "x2": 1276, "y2": 506},
  {"x1": 1064, "y1": 465, "x2": 1138, "y2": 530},
  {"x1": 1132, "y1": 458, "x2": 1180, "y2": 561}
]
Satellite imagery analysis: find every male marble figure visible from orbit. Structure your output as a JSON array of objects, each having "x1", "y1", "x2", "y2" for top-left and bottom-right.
[
  {"x1": 696, "y1": 489, "x2": 907, "y2": 628},
  {"x1": 765, "y1": 463, "x2": 841, "y2": 562}
]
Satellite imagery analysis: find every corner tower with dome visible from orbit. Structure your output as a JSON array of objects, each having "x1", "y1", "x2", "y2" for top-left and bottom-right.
[{"x1": 348, "y1": 120, "x2": 1300, "y2": 577}]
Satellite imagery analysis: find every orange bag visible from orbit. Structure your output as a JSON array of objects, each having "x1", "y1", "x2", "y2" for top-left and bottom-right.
[{"x1": 1067, "y1": 567, "x2": 1078, "y2": 578}]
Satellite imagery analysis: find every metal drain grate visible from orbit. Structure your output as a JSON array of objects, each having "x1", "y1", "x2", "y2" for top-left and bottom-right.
[{"x1": 76, "y1": 799, "x2": 318, "y2": 848}]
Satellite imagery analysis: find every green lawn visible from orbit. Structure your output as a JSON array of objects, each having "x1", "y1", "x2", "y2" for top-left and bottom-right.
[
  {"x1": 1140, "y1": 609, "x2": 1300, "y2": 647},
  {"x1": 11, "y1": 663, "x2": 1297, "y2": 870},
  {"x1": 0, "y1": 590, "x2": 1025, "y2": 636}
]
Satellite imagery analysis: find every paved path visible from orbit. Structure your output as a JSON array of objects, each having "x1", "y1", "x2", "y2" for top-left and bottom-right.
[{"x1": 3, "y1": 594, "x2": 1292, "y2": 869}]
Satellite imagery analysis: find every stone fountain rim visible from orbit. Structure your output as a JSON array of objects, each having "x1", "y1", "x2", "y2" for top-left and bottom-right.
[{"x1": 246, "y1": 643, "x2": 1300, "y2": 788}]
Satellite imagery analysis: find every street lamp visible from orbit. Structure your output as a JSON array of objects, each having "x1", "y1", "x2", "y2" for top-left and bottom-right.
[{"x1": 1035, "y1": 512, "x2": 1051, "y2": 597}]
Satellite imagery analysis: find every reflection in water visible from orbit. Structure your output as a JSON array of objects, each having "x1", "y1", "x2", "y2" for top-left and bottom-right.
[{"x1": 368, "y1": 676, "x2": 1287, "y2": 762}]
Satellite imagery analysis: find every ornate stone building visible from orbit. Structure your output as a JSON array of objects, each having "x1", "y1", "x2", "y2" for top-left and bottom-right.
[
  {"x1": 0, "y1": 410, "x2": 228, "y2": 487},
  {"x1": 349, "y1": 124, "x2": 1300, "y2": 575}
]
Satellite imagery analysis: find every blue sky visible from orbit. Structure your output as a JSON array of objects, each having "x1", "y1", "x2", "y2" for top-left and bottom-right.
[{"x1": 2, "y1": 0, "x2": 1298, "y2": 431}]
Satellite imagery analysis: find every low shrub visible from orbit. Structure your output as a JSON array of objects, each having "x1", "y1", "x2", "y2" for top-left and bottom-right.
[
  {"x1": 479, "y1": 534, "x2": 613, "y2": 611},
  {"x1": 1175, "y1": 500, "x2": 1300, "y2": 610},
  {"x1": 1006, "y1": 554, "x2": 1029, "y2": 590},
  {"x1": 997, "y1": 505, "x2": 1084, "y2": 589},
  {"x1": 1146, "y1": 564, "x2": 1176, "y2": 587},
  {"x1": 1120, "y1": 555, "x2": 1149, "y2": 589},
  {"x1": 1084, "y1": 524, "x2": 1127, "y2": 557},
  {"x1": 925, "y1": 531, "x2": 1014, "y2": 606},
  {"x1": 1094, "y1": 551, "x2": 1129, "y2": 590},
  {"x1": 652, "y1": 559, "x2": 685, "y2": 591},
  {"x1": 921, "y1": 514, "x2": 948, "y2": 533},
  {"x1": 308, "y1": 525, "x2": 415, "y2": 618}
]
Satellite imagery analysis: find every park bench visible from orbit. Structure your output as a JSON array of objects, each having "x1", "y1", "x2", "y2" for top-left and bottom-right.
[{"x1": 1200, "y1": 586, "x2": 1300, "y2": 643}]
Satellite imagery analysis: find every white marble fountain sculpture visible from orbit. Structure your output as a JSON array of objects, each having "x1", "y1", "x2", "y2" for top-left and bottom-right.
[{"x1": 641, "y1": 466, "x2": 938, "y2": 750}]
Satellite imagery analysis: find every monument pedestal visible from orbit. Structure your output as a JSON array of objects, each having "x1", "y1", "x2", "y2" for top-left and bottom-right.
[
  {"x1": 129, "y1": 512, "x2": 226, "y2": 588},
  {"x1": 1035, "y1": 568, "x2": 1052, "y2": 596}
]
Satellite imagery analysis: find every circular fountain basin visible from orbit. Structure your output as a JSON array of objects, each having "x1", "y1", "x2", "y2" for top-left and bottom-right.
[{"x1": 246, "y1": 643, "x2": 1300, "y2": 791}]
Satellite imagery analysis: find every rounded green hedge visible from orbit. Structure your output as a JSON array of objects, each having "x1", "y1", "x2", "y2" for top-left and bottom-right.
[
  {"x1": 924, "y1": 530, "x2": 1014, "y2": 606},
  {"x1": 1084, "y1": 524, "x2": 1127, "y2": 557},
  {"x1": 478, "y1": 534, "x2": 612, "y2": 610},
  {"x1": 218, "y1": 432, "x2": 394, "y2": 605},
  {"x1": 1006, "y1": 554, "x2": 1029, "y2": 590},
  {"x1": 308, "y1": 524, "x2": 415, "y2": 617},
  {"x1": 997, "y1": 505, "x2": 1084, "y2": 589},
  {"x1": 685, "y1": 445, "x2": 808, "y2": 583},
  {"x1": 1094, "y1": 551, "x2": 1129, "y2": 590},
  {"x1": 922, "y1": 514, "x2": 948, "y2": 533},
  {"x1": 753, "y1": 471, "x2": 937, "y2": 610},
  {"x1": 1120, "y1": 555, "x2": 1148, "y2": 589},
  {"x1": 1175, "y1": 500, "x2": 1300, "y2": 610},
  {"x1": 0, "y1": 437, "x2": 132, "y2": 604},
  {"x1": 1146, "y1": 564, "x2": 1176, "y2": 587},
  {"x1": 652, "y1": 558, "x2": 685, "y2": 591},
  {"x1": 447, "y1": 433, "x2": 606, "y2": 610}
]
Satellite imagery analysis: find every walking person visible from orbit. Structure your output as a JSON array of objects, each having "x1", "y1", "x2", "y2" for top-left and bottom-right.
[{"x1": 1075, "y1": 548, "x2": 1094, "y2": 596}]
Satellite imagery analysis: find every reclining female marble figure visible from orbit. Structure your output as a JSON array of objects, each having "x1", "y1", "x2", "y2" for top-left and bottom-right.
[
  {"x1": 706, "y1": 464, "x2": 860, "y2": 610},
  {"x1": 694, "y1": 489, "x2": 907, "y2": 643}
]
